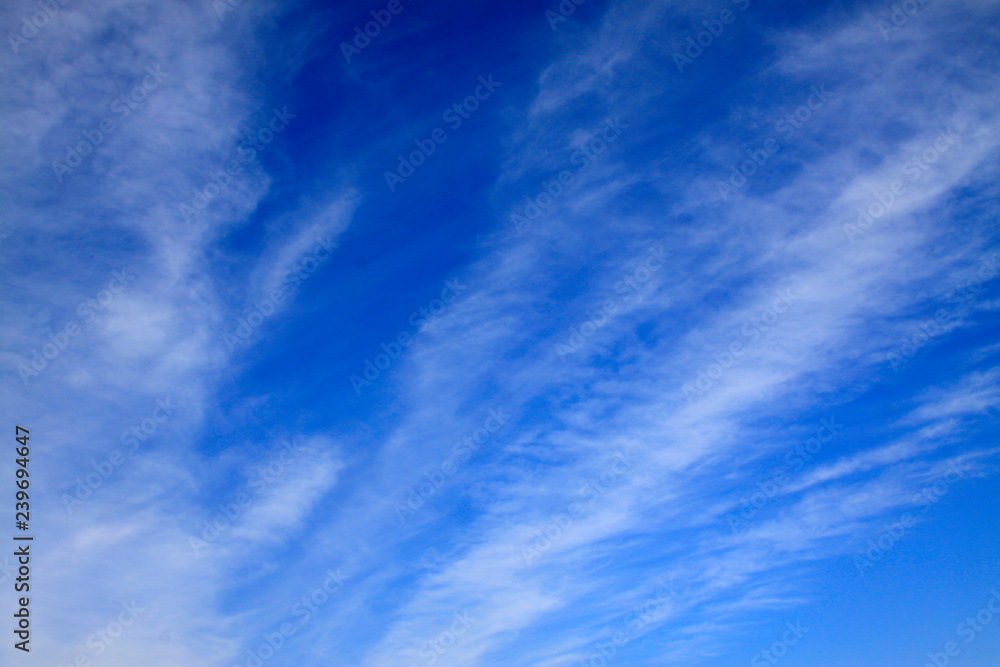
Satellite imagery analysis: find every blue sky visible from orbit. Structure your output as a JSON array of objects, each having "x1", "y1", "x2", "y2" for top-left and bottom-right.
[{"x1": 2, "y1": 0, "x2": 1000, "y2": 665}]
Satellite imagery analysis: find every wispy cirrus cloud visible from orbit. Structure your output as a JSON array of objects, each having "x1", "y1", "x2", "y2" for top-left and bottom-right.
[{"x1": 2, "y1": 0, "x2": 999, "y2": 665}]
